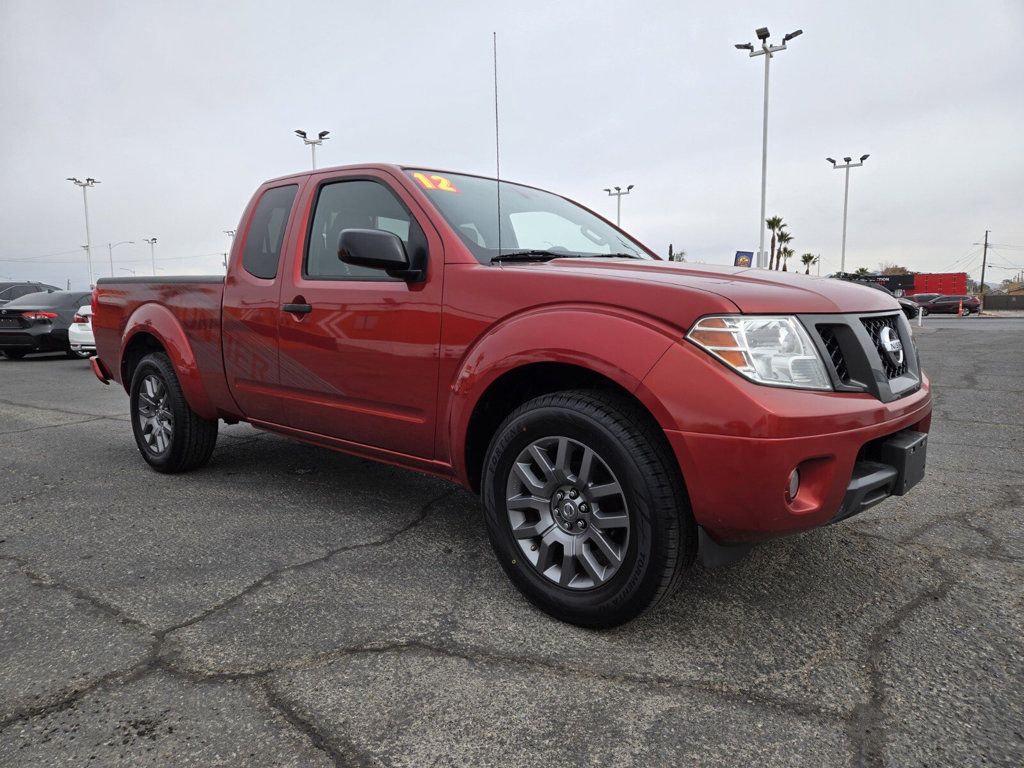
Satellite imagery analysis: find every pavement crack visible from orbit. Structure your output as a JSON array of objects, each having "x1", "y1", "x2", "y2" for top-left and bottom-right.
[
  {"x1": 0, "y1": 416, "x2": 105, "y2": 435},
  {"x1": 156, "y1": 488, "x2": 459, "y2": 642},
  {"x1": 0, "y1": 553, "x2": 151, "y2": 632},
  {"x1": 846, "y1": 555, "x2": 956, "y2": 768},
  {"x1": 0, "y1": 397, "x2": 125, "y2": 421},
  {"x1": 261, "y1": 679, "x2": 369, "y2": 768}
]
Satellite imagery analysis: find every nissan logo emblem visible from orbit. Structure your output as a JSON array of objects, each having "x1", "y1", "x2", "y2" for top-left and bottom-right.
[{"x1": 879, "y1": 326, "x2": 904, "y2": 367}]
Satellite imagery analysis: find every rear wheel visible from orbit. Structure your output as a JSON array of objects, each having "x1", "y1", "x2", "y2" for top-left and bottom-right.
[
  {"x1": 129, "y1": 352, "x2": 218, "y2": 473},
  {"x1": 481, "y1": 389, "x2": 695, "y2": 628}
]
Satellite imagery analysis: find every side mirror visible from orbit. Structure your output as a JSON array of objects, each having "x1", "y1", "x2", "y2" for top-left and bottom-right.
[{"x1": 338, "y1": 228, "x2": 421, "y2": 280}]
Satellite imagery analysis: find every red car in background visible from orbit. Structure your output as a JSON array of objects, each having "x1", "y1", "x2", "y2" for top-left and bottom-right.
[{"x1": 917, "y1": 294, "x2": 981, "y2": 316}]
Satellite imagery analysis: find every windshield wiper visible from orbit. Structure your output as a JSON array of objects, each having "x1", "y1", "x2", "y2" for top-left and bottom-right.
[
  {"x1": 490, "y1": 250, "x2": 566, "y2": 264},
  {"x1": 490, "y1": 250, "x2": 642, "y2": 264}
]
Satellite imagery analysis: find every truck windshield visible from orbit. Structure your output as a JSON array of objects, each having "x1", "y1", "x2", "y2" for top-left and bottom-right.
[{"x1": 406, "y1": 170, "x2": 651, "y2": 264}]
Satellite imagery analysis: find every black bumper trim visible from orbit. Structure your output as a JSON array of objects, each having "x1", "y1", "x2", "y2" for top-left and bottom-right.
[{"x1": 831, "y1": 461, "x2": 898, "y2": 523}]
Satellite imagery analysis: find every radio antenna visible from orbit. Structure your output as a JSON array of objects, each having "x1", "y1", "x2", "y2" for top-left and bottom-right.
[{"x1": 493, "y1": 31, "x2": 502, "y2": 260}]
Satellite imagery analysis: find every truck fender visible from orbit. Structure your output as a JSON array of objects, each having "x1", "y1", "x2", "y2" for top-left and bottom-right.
[
  {"x1": 446, "y1": 306, "x2": 680, "y2": 483},
  {"x1": 121, "y1": 303, "x2": 217, "y2": 420}
]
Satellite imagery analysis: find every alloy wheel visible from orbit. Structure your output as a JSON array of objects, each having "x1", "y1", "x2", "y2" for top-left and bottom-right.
[
  {"x1": 505, "y1": 436, "x2": 630, "y2": 590},
  {"x1": 137, "y1": 374, "x2": 173, "y2": 454}
]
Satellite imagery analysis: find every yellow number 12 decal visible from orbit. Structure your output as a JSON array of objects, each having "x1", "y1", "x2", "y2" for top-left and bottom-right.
[{"x1": 413, "y1": 172, "x2": 459, "y2": 193}]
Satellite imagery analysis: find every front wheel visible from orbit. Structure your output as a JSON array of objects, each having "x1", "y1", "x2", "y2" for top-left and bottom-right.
[
  {"x1": 67, "y1": 348, "x2": 93, "y2": 359},
  {"x1": 129, "y1": 352, "x2": 218, "y2": 473},
  {"x1": 481, "y1": 390, "x2": 695, "y2": 628}
]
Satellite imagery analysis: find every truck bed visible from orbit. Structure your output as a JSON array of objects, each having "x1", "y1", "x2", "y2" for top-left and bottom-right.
[{"x1": 93, "y1": 276, "x2": 235, "y2": 419}]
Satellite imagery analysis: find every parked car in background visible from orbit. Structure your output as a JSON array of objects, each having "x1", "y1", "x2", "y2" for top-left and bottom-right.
[
  {"x1": 0, "y1": 281, "x2": 60, "y2": 307},
  {"x1": 917, "y1": 294, "x2": 981, "y2": 316},
  {"x1": 857, "y1": 281, "x2": 920, "y2": 321},
  {"x1": 908, "y1": 292, "x2": 941, "y2": 305},
  {"x1": 0, "y1": 290, "x2": 93, "y2": 359},
  {"x1": 67, "y1": 304, "x2": 95, "y2": 358}
]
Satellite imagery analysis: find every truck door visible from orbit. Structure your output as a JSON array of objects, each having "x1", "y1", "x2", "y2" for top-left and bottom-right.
[
  {"x1": 276, "y1": 170, "x2": 443, "y2": 459},
  {"x1": 222, "y1": 182, "x2": 301, "y2": 422}
]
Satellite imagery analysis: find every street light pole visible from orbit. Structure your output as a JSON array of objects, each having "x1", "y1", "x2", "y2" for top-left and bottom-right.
[
  {"x1": 107, "y1": 240, "x2": 134, "y2": 277},
  {"x1": 67, "y1": 177, "x2": 100, "y2": 286},
  {"x1": 826, "y1": 155, "x2": 869, "y2": 275},
  {"x1": 603, "y1": 185, "x2": 634, "y2": 226},
  {"x1": 294, "y1": 130, "x2": 330, "y2": 169},
  {"x1": 735, "y1": 27, "x2": 802, "y2": 268},
  {"x1": 143, "y1": 238, "x2": 158, "y2": 275}
]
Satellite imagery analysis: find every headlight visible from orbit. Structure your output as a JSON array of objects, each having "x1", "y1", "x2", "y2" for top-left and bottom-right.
[{"x1": 686, "y1": 315, "x2": 832, "y2": 391}]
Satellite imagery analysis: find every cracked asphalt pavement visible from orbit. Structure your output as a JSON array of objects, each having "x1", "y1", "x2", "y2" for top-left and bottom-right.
[{"x1": 1, "y1": 322, "x2": 1021, "y2": 766}]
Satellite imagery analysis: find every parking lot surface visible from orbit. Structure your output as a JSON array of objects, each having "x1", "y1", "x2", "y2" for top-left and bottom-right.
[{"x1": 1, "y1": 322, "x2": 1021, "y2": 767}]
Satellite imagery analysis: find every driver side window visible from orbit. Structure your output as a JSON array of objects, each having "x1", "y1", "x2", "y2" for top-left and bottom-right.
[{"x1": 305, "y1": 180, "x2": 424, "y2": 281}]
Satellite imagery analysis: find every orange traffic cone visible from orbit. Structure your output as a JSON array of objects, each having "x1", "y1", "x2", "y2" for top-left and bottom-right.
[{"x1": 958, "y1": 299, "x2": 963, "y2": 317}]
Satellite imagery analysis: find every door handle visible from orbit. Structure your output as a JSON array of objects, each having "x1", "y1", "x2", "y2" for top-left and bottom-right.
[{"x1": 282, "y1": 302, "x2": 313, "y2": 315}]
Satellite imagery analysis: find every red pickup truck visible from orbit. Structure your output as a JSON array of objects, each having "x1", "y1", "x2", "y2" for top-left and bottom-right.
[{"x1": 92, "y1": 164, "x2": 931, "y2": 627}]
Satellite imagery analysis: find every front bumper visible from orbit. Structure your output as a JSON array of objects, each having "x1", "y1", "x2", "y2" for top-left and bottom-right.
[{"x1": 642, "y1": 337, "x2": 932, "y2": 543}]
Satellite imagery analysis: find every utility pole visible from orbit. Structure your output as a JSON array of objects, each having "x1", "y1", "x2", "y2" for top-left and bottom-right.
[
  {"x1": 294, "y1": 130, "x2": 330, "y2": 169},
  {"x1": 603, "y1": 185, "x2": 634, "y2": 226},
  {"x1": 67, "y1": 177, "x2": 100, "y2": 286},
  {"x1": 979, "y1": 229, "x2": 990, "y2": 312},
  {"x1": 143, "y1": 238, "x2": 158, "y2": 275},
  {"x1": 826, "y1": 155, "x2": 869, "y2": 274},
  {"x1": 735, "y1": 27, "x2": 803, "y2": 268}
]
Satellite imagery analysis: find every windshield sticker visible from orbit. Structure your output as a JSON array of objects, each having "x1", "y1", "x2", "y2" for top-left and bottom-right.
[{"x1": 412, "y1": 172, "x2": 459, "y2": 193}]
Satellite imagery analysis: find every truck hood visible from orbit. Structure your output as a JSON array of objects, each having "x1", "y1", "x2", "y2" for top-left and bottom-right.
[{"x1": 545, "y1": 259, "x2": 900, "y2": 314}]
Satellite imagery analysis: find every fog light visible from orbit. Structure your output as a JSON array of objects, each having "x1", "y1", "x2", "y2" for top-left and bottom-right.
[{"x1": 786, "y1": 469, "x2": 800, "y2": 502}]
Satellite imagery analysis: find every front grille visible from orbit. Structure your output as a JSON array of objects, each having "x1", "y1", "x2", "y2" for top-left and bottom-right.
[
  {"x1": 861, "y1": 315, "x2": 909, "y2": 379},
  {"x1": 817, "y1": 326, "x2": 850, "y2": 383}
]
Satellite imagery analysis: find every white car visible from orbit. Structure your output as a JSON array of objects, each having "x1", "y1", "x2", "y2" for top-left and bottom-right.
[{"x1": 67, "y1": 304, "x2": 95, "y2": 358}]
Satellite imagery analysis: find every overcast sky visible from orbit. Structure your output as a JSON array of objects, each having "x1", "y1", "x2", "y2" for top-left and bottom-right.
[{"x1": 1, "y1": 0, "x2": 1022, "y2": 289}]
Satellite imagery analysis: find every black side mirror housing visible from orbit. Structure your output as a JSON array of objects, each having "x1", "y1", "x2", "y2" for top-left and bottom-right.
[{"x1": 337, "y1": 229, "x2": 422, "y2": 281}]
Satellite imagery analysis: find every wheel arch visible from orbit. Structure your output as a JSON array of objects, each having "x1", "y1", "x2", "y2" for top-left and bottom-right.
[
  {"x1": 120, "y1": 304, "x2": 217, "y2": 419},
  {"x1": 459, "y1": 359, "x2": 681, "y2": 494}
]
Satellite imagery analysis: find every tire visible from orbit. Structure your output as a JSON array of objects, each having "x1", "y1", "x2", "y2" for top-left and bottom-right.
[
  {"x1": 67, "y1": 348, "x2": 92, "y2": 359},
  {"x1": 481, "y1": 389, "x2": 695, "y2": 628},
  {"x1": 921, "y1": 308, "x2": 929, "y2": 316},
  {"x1": 961, "y1": 308, "x2": 971, "y2": 316},
  {"x1": 2, "y1": 350, "x2": 27, "y2": 360},
  {"x1": 129, "y1": 352, "x2": 218, "y2": 473}
]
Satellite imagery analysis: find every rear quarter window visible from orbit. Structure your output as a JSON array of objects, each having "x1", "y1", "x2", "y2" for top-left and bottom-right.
[{"x1": 242, "y1": 185, "x2": 298, "y2": 279}]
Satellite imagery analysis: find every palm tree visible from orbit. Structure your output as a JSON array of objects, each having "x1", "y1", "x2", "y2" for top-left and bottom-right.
[
  {"x1": 778, "y1": 246, "x2": 794, "y2": 271},
  {"x1": 854, "y1": 267, "x2": 870, "y2": 276},
  {"x1": 800, "y1": 252, "x2": 819, "y2": 275},
  {"x1": 765, "y1": 216, "x2": 784, "y2": 270},
  {"x1": 775, "y1": 231, "x2": 794, "y2": 270}
]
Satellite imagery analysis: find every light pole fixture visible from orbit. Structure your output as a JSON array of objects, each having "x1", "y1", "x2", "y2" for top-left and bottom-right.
[
  {"x1": 119, "y1": 267, "x2": 136, "y2": 276},
  {"x1": 294, "y1": 129, "x2": 330, "y2": 170},
  {"x1": 67, "y1": 177, "x2": 101, "y2": 286},
  {"x1": 143, "y1": 238, "x2": 158, "y2": 275},
  {"x1": 603, "y1": 185, "x2": 634, "y2": 227},
  {"x1": 735, "y1": 26, "x2": 803, "y2": 268},
  {"x1": 107, "y1": 240, "x2": 134, "y2": 278},
  {"x1": 826, "y1": 154, "x2": 869, "y2": 275}
]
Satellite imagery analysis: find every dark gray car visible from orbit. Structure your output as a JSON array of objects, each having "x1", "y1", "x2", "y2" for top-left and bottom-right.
[
  {"x1": 0, "y1": 281, "x2": 60, "y2": 307},
  {"x1": 0, "y1": 290, "x2": 93, "y2": 359}
]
